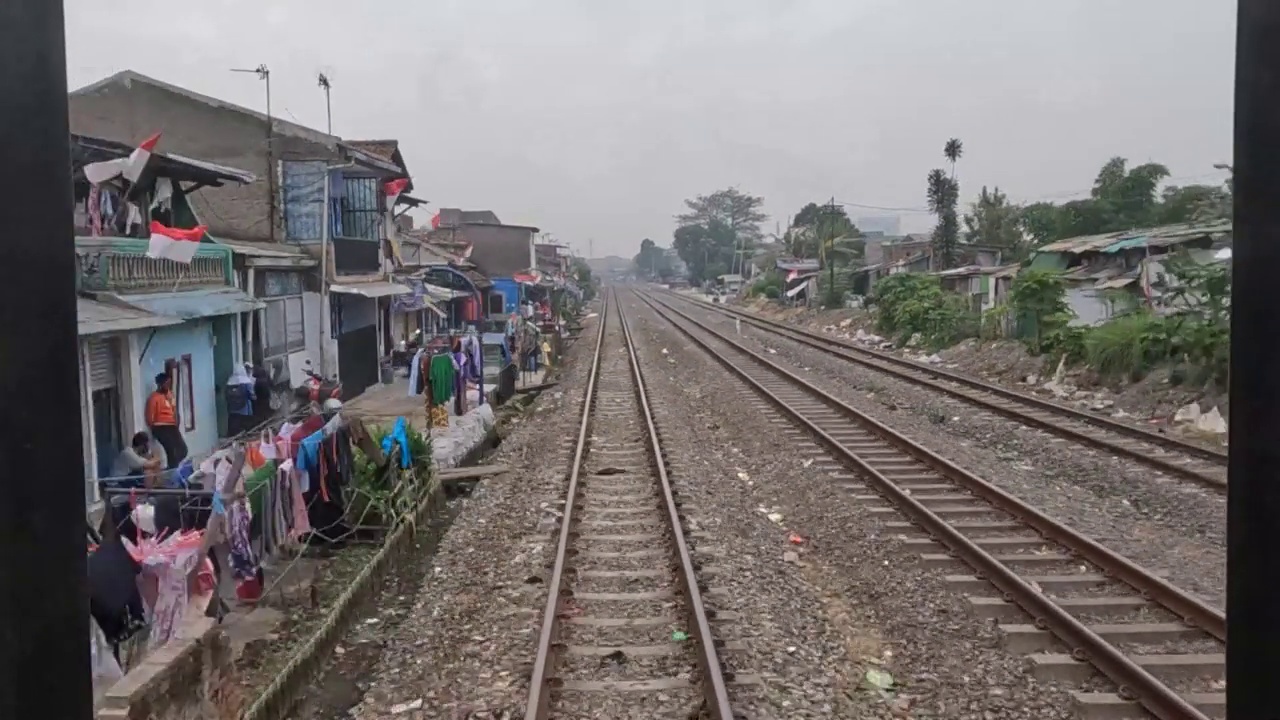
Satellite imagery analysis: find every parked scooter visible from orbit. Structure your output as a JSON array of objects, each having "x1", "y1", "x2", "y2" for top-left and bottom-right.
[{"x1": 293, "y1": 359, "x2": 342, "y2": 413}]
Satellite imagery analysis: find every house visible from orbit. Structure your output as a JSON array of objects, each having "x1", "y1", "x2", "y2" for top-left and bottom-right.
[
  {"x1": 933, "y1": 264, "x2": 1020, "y2": 313},
  {"x1": 71, "y1": 135, "x2": 257, "y2": 507},
  {"x1": 428, "y1": 209, "x2": 540, "y2": 318},
  {"x1": 69, "y1": 70, "x2": 414, "y2": 400},
  {"x1": 716, "y1": 274, "x2": 745, "y2": 293},
  {"x1": 392, "y1": 229, "x2": 479, "y2": 342},
  {"x1": 1029, "y1": 222, "x2": 1231, "y2": 326},
  {"x1": 851, "y1": 235, "x2": 1006, "y2": 296},
  {"x1": 775, "y1": 258, "x2": 821, "y2": 304}
]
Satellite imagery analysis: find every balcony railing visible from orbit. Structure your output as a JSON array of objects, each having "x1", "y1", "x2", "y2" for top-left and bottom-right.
[{"x1": 76, "y1": 238, "x2": 231, "y2": 293}]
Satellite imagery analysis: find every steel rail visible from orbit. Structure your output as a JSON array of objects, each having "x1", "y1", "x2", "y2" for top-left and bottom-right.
[
  {"x1": 524, "y1": 290, "x2": 735, "y2": 719},
  {"x1": 667, "y1": 291, "x2": 1227, "y2": 488},
  {"x1": 637, "y1": 289, "x2": 1220, "y2": 720},
  {"x1": 616, "y1": 289, "x2": 736, "y2": 719},
  {"x1": 524, "y1": 291, "x2": 610, "y2": 720}
]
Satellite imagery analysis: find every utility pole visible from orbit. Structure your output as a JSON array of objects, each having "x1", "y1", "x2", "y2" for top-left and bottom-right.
[
  {"x1": 317, "y1": 73, "x2": 333, "y2": 134},
  {"x1": 0, "y1": 1, "x2": 94, "y2": 718},
  {"x1": 1229, "y1": 1, "x2": 1280, "y2": 717},
  {"x1": 232, "y1": 64, "x2": 274, "y2": 241}
]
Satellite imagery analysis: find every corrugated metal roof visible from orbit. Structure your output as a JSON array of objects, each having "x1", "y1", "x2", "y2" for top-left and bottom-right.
[
  {"x1": 330, "y1": 281, "x2": 412, "y2": 298},
  {"x1": 776, "y1": 258, "x2": 820, "y2": 272},
  {"x1": 103, "y1": 288, "x2": 264, "y2": 320},
  {"x1": 214, "y1": 238, "x2": 316, "y2": 263},
  {"x1": 1037, "y1": 221, "x2": 1232, "y2": 254},
  {"x1": 78, "y1": 297, "x2": 182, "y2": 336}
]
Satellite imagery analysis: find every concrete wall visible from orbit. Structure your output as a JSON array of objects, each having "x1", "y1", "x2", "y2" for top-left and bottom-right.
[
  {"x1": 96, "y1": 620, "x2": 241, "y2": 720},
  {"x1": 130, "y1": 321, "x2": 219, "y2": 460}
]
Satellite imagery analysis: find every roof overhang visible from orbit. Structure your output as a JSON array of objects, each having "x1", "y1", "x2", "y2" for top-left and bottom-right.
[{"x1": 330, "y1": 281, "x2": 413, "y2": 298}]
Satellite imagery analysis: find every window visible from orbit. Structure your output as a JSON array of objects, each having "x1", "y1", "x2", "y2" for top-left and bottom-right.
[
  {"x1": 487, "y1": 292, "x2": 505, "y2": 316},
  {"x1": 264, "y1": 296, "x2": 306, "y2": 357},
  {"x1": 164, "y1": 355, "x2": 196, "y2": 432},
  {"x1": 340, "y1": 176, "x2": 380, "y2": 240}
]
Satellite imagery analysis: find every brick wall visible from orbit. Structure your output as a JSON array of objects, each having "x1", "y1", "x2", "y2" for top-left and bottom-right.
[
  {"x1": 69, "y1": 76, "x2": 341, "y2": 244},
  {"x1": 96, "y1": 619, "x2": 242, "y2": 720}
]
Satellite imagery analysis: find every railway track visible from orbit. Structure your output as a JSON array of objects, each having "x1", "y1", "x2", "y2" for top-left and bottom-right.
[
  {"x1": 661, "y1": 290, "x2": 1227, "y2": 491},
  {"x1": 525, "y1": 291, "x2": 736, "y2": 720},
  {"x1": 636, "y1": 289, "x2": 1224, "y2": 720}
]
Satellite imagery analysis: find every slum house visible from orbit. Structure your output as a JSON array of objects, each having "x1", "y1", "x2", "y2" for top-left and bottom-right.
[
  {"x1": 427, "y1": 209, "x2": 540, "y2": 320},
  {"x1": 850, "y1": 235, "x2": 1006, "y2": 295},
  {"x1": 391, "y1": 222, "x2": 478, "y2": 344},
  {"x1": 72, "y1": 134, "x2": 256, "y2": 508},
  {"x1": 775, "y1": 258, "x2": 821, "y2": 305},
  {"x1": 1029, "y1": 222, "x2": 1232, "y2": 326},
  {"x1": 69, "y1": 70, "x2": 413, "y2": 401},
  {"x1": 933, "y1": 264, "x2": 1020, "y2": 313}
]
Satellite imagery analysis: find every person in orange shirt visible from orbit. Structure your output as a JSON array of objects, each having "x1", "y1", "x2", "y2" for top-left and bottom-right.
[{"x1": 146, "y1": 372, "x2": 187, "y2": 469}]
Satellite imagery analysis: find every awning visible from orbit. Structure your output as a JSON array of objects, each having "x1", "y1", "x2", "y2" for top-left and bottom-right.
[
  {"x1": 329, "y1": 281, "x2": 412, "y2": 298},
  {"x1": 78, "y1": 297, "x2": 182, "y2": 336},
  {"x1": 102, "y1": 288, "x2": 264, "y2": 320},
  {"x1": 786, "y1": 278, "x2": 815, "y2": 298}
]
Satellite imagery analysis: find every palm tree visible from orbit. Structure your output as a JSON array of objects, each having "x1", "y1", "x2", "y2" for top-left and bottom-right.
[{"x1": 944, "y1": 138, "x2": 963, "y2": 179}]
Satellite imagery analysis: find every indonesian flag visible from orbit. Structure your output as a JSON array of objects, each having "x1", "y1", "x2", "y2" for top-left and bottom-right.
[
  {"x1": 786, "y1": 269, "x2": 799, "y2": 282},
  {"x1": 147, "y1": 221, "x2": 207, "y2": 264},
  {"x1": 383, "y1": 178, "x2": 410, "y2": 211},
  {"x1": 83, "y1": 132, "x2": 162, "y2": 185},
  {"x1": 430, "y1": 212, "x2": 441, "y2": 230}
]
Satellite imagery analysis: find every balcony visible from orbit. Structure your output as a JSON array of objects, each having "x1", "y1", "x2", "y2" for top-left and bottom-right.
[{"x1": 76, "y1": 237, "x2": 232, "y2": 293}]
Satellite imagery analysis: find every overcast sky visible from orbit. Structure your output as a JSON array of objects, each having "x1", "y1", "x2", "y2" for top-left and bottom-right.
[{"x1": 66, "y1": 0, "x2": 1235, "y2": 258}]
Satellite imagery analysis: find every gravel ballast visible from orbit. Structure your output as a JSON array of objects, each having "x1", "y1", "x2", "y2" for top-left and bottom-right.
[
  {"x1": 661, "y1": 293, "x2": 1226, "y2": 610},
  {"x1": 620, "y1": 292, "x2": 1074, "y2": 720},
  {"x1": 293, "y1": 316, "x2": 601, "y2": 719}
]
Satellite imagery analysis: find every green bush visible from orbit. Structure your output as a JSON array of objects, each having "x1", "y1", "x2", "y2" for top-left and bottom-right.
[
  {"x1": 872, "y1": 273, "x2": 975, "y2": 349},
  {"x1": 1083, "y1": 313, "x2": 1160, "y2": 381},
  {"x1": 1008, "y1": 269, "x2": 1071, "y2": 354}
]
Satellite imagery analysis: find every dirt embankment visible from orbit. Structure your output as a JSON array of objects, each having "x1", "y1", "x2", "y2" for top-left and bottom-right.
[{"x1": 744, "y1": 300, "x2": 1228, "y2": 443}]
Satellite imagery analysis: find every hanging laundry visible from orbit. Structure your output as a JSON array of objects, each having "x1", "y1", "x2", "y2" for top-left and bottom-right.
[
  {"x1": 150, "y1": 177, "x2": 174, "y2": 210},
  {"x1": 87, "y1": 186, "x2": 103, "y2": 236},
  {"x1": 381, "y1": 416, "x2": 412, "y2": 469}
]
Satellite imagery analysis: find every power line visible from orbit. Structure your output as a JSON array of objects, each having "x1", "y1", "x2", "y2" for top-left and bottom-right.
[{"x1": 834, "y1": 169, "x2": 1233, "y2": 216}]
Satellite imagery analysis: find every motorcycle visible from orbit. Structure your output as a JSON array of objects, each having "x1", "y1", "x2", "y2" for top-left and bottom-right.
[{"x1": 293, "y1": 359, "x2": 342, "y2": 413}]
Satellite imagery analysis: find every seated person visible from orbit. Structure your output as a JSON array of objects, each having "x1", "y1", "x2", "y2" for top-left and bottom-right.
[{"x1": 109, "y1": 432, "x2": 165, "y2": 488}]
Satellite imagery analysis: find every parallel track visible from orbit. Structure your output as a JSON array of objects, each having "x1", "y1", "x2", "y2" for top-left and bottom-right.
[
  {"x1": 663, "y1": 291, "x2": 1227, "y2": 491},
  {"x1": 637, "y1": 289, "x2": 1224, "y2": 720},
  {"x1": 525, "y1": 291, "x2": 735, "y2": 720}
]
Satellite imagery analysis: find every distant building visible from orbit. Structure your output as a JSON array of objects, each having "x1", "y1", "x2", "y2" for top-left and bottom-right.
[{"x1": 856, "y1": 215, "x2": 901, "y2": 236}]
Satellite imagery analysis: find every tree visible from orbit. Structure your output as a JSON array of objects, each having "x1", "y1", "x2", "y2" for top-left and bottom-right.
[
  {"x1": 944, "y1": 138, "x2": 964, "y2": 178},
  {"x1": 1157, "y1": 184, "x2": 1232, "y2": 224},
  {"x1": 1015, "y1": 157, "x2": 1204, "y2": 247},
  {"x1": 632, "y1": 238, "x2": 673, "y2": 280},
  {"x1": 672, "y1": 188, "x2": 767, "y2": 283},
  {"x1": 1090, "y1": 156, "x2": 1170, "y2": 229},
  {"x1": 570, "y1": 258, "x2": 596, "y2": 301},
  {"x1": 927, "y1": 168, "x2": 960, "y2": 269},
  {"x1": 963, "y1": 186, "x2": 1025, "y2": 259},
  {"x1": 787, "y1": 201, "x2": 856, "y2": 259}
]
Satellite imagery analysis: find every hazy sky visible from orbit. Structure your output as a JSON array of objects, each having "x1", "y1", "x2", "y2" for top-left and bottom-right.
[{"x1": 66, "y1": 1, "x2": 1235, "y2": 258}]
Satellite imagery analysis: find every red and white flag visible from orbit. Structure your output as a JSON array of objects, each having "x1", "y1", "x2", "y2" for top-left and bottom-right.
[
  {"x1": 147, "y1": 221, "x2": 206, "y2": 264},
  {"x1": 430, "y1": 212, "x2": 441, "y2": 230},
  {"x1": 383, "y1": 178, "x2": 410, "y2": 211},
  {"x1": 83, "y1": 132, "x2": 162, "y2": 185}
]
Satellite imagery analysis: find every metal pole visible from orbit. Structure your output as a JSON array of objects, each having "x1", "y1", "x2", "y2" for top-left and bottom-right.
[
  {"x1": 0, "y1": 1, "x2": 94, "y2": 717},
  {"x1": 1228, "y1": 1, "x2": 1280, "y2": 716},
  {"x1": 320, "y1": 169, "x2": 331, "y2": 376}
]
